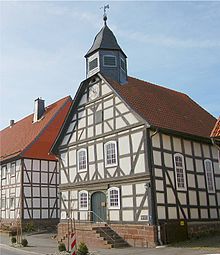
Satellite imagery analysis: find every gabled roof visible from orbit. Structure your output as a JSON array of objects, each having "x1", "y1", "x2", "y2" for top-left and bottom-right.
[
  {"x1": 104, "y1": 75, "x2": 216, "y2": 139},
  {"x1": 210, "y1": 117, "x2": 220, "y2": 138},
  {"x1": 85, "y1": 24, "x2": 126, "y2": 58},
  {"x1": 0, "y1": 96, "x2": 72, "y2": 163},
  {"x1": 51, "y1": 74, "x2": 216, "y2": 154}
]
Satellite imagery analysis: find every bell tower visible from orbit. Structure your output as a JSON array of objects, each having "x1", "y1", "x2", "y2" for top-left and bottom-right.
[{"x1": 85, "y1": 6, "x2": 127, "y2": 84}]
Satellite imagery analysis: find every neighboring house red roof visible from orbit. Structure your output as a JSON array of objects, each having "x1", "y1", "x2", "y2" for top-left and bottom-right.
[
  {"x1": 105, "y1": 76, "x2": 216, "y2": 138},
  {"x1": 210, "y1": 117, "x2": 220, "y2": 138},
  {"x1": 0, "y1": 96, "x2": 72, "y2": 163}
]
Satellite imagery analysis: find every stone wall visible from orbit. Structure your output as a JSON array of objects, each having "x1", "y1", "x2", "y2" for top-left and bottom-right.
[
  {"x1": 0, "y1": 218, "x2": 59, "y2": 232},
  {"x1": 110, "y1": 224, "x2": 157, "y2": 248},
  {"x1": 58, "y1": 222, "x2": 111, "y2": 249},
  {"x1": 188, "y1": 221, "x2": 220, "y2": 238},
  {"x1": 58, "y1": 222, "x2": 157, "y2": 249}
]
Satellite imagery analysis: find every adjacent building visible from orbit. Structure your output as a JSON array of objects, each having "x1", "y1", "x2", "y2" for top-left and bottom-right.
[
  {"x1": 52, "y1": 16, "x2": 220, "y2": 248},
  {"x1": 0, "y1": 96, "x2": 72, "y2": 230}
]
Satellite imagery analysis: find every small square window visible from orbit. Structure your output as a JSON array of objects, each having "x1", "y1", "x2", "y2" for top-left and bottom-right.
[{"x1": 95, "y1": 110, "x2": 103, "y2": 124}]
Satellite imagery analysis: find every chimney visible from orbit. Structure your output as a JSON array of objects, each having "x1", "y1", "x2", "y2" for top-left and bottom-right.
[
  {"x1": 33, "y1": 98, "x2": 45, "y2": 122},
  {"x1": 10, "y1": 120, "x2": 15, "y2": 128}
]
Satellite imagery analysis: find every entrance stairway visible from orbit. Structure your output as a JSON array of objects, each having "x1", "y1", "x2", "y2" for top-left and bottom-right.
[{"x1": 92, "y1": 225, "x2": 130, "y2": 248}]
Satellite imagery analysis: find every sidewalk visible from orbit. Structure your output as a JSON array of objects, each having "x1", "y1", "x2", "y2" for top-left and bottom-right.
[
  {"x1": 1, "y1": 231, "x2": 220, "y2": 255},
  {"x1": 0, "y1": 232, "x2": 57, "y2": 255}
]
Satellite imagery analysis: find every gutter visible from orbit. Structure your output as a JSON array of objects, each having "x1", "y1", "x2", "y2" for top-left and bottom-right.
[{"x1": 147, "y1": 127, "x2": 163, "y2": 246}]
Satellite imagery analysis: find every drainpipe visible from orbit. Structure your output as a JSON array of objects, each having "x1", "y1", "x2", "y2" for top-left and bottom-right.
[{"x1": 148, "y1": 128, "x2": 163, "y2": 246}]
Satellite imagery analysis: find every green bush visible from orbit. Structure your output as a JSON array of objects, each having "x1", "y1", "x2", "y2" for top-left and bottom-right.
[
  {"x1": 11, "y1": 237, "x2": 16, "y2": 244},
  {"x1": 24, "y1": 222, "x2": 35, "y2": 232},
  {"x1": 21, "y1": 238, "x2": 28, "y2": 247},
  {"x1": 58, "y1": 242, "x2": 66, "y2": 252},
  {"x1": 77, "y1": 242, "x2": 89, "y2": 255}
]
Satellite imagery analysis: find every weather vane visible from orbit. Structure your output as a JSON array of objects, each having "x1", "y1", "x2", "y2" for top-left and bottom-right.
[{"x1": 100, "y1": 4, "x2": 109, "y2": 24}]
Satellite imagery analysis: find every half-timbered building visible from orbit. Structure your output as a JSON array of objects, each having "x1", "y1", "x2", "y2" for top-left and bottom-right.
[
  {"x1": 52, "y1": 17, "x2": 220, "y2": 248},
  {"x1": 0, "y1": 96, "x2": 71, "y2": 230}
]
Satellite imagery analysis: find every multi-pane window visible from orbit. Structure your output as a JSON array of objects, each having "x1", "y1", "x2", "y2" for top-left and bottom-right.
[
  {"x1": 79, "y1": 191, "x2": 88, "y2": 210},
  {"x1": 204, "y1": 159, "x2": 215, "y2": 193},
  {"x1": 10, "y1": 162, "x2": 16, "y2": 176},
  {"x1": 1, "y1": 165, "x2": 7, "y2": 179},
  {"x1": 105, "y1": 141, "x2": 118, "y2": 167},
  {"x1": 103, "y1": 55, "x2": 116, "y2": 67},
  {"x1": 108, "y1": 187, "x2": 120, "y2": 209},
  {"x1": 77, "y1": 149, "x2": 87, "y2": 172},
  {"x1": 89, "y1": 58, "x2": 98, "y2": 71},
  {"x1": 174, "y1": 154, "x2": 186, "y2": 190}
]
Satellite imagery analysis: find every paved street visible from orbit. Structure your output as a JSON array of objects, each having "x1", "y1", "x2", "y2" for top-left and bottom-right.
[{"x1": 0, "y1": 232, "x2": 220, "y2": 255}]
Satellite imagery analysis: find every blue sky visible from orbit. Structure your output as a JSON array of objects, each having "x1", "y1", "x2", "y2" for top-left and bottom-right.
[{"x1": 1, "y1": 1, "x2": 220, "y2": 130}]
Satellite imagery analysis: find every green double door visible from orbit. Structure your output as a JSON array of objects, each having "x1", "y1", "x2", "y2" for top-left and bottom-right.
[{"x1": 91, "y1": 192, "x2": 106, "y2": 222}]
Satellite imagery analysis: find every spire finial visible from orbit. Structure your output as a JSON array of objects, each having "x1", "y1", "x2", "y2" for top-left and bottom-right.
[{"x1": 101, "y1": 4, "x2": 109, "y2": 25}]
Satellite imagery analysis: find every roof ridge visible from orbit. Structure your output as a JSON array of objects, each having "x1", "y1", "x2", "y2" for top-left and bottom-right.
[{"x1": 0, "y1": 96, "x2": 70, "y2": 132}]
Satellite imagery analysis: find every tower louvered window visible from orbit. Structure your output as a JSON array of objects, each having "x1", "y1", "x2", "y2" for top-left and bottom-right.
[
  {"x1": 103, "y1": 55, "x2": 116, "y2": 67},
  {"x1": 89, "y1": 58, "x2": 98, "y2": 71}
]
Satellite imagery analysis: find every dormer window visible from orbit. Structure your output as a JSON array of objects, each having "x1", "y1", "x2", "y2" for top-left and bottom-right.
[
  {"x1": 103, "y1": 55, "x2": 116, "y2": 67},
  {"x1": 89, "y1": 58, "x2": 98, "y2": 71},
  {"x1": 120, "y1": 58, "x2": 126, "y2": 72}
]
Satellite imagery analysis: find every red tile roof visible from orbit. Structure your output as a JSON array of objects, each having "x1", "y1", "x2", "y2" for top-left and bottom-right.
[
  {"x1": 105, "y1": 76, "x2": 216, "y2": 138},
  {"x1": 210, "y1": 118, "x2": 220, "y2": 138},
  {"x1": 0, "y1": 96, "x2": 72, "y2": 162}
]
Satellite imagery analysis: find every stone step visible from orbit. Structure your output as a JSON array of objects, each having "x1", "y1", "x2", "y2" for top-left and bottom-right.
[{"x1": 92, "y1": 226, "x2": 130, "y2": 248}]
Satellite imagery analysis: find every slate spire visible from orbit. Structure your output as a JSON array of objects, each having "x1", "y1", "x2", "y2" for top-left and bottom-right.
[{"x1": 85, "y1": 13, "x2": 128, "y2": 84}]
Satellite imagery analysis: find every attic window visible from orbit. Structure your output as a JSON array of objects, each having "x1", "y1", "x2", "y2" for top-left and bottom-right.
[
  {"x1": 89, "y1": 58, "x2": 98, "y2": 71},
  {"x1": 103, "y1": 55, "x2": 116, "y2": 67}
]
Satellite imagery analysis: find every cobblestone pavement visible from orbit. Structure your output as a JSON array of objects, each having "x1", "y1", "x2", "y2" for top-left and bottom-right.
[{"x1": 1, "y1": 232, "x2": 220, "y2": 255}]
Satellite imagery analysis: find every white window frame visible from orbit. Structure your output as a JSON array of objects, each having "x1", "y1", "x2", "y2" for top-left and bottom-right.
[
  {"x1": 103, "y1": 55, "x2": 117, "y2": 67},
  {"x1": 79, "y1": 190, "x2": 89, "y2": 211},
  {"x1": 104, "y1": 141, "x2": 118, "y2": 167},
  {"x1": 1, "y1": 165, "x2": 7, "y2": 179},
  {"x1": 204, "y1": 159, "x2": 215, "y2": 193},
  {"x1": 89, "y1": 57, "x2": 98, "y2": 71},
  {"x1": 10, "y1": 162, "x2": 16, "y2": 177},
  {"x1": 120, "y1": 58, "x2": 126, "y2": 72},
  {"x1": 108, "y1": 187, "x2": 120, "y2": 210},
  {"x1": 174, "y1": 153, "x2": 187, "y2": 191},
  {"x1": 77, "y1": 148, "x2": 87, "y2": 172}
]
